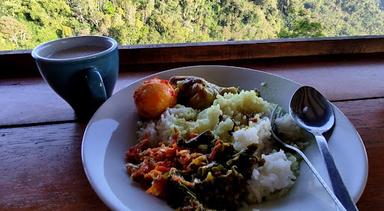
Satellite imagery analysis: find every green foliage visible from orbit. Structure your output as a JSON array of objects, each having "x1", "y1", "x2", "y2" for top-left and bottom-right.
[
  {"x1": 103, "y1": 1, "x2": 116, "y2": 15},
  {"x1": 0, "y1": 16, "x2": 31, "y2": 49},
  {"x1": 278, "y1": 6, "x2": 324, "y2": 38},
  {"x1": 0, "y1": 0, "x2": 383, "y2": 50},
  {"x1": 279, "y1": 18, "x2": 323, "y2": 38}
]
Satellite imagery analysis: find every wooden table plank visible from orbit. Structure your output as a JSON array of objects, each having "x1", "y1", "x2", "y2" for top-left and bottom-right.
[
  {"x1": 0, "y1": 71, "x2": 156, "y2": 126},
  {"x1": 0, "y1": 81, "x2": 76, "y2": 125},
  {"x1": 334, "y1": 98, "x2": 384, "y2": 130},
  {"x1": 247, "y1": 58, "x2": 384, "y2": 101},
  {"x1": 0, "y1": 123, "x2": 107, "y2": 210},
  {"x1": 0, "y1": 98, "x2": 382, "y2": 210},
  {"x1": 2, "y1": 57, "x2": 384, "y2": 126},
  {"x1": 0, "y1": 65, "x2": 383, "y2": 127}
]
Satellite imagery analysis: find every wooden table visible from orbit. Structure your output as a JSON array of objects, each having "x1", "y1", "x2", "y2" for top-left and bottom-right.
[{"x1": 1, "y1": 39, "x2": 384, "y2": 210}]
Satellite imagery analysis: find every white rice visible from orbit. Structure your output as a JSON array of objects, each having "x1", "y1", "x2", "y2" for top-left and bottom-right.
[
  {"x1": 247, "y1": 150, "x2": 296, "y2": 203},
  {"x1": 232, "y1": 117, "x2": 271, "y2": 151},
  {"x1": 137, "y1": 121, "x2": 157, "y2": 143}
]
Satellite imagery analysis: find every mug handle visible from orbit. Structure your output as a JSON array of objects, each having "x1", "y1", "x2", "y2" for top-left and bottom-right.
[{"x1": 84, "y1": 67, "x2": 107, "y2": 104}]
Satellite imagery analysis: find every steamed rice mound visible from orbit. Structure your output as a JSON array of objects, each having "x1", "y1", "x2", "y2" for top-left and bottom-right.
[
  {"x1": 247, "y1": 150, "x2": 296, "y2": 203},
  {"x1": 232, "y1": 117, "x2": 271, "y2": 152},
  {"x1": 136, "y1": 89, "x2": 303, "y2": 206}
]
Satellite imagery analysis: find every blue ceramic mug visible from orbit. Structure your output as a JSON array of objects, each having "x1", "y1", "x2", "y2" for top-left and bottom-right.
[{"x1": 32, "y1": 36, "x2": 119, "y2": 120}]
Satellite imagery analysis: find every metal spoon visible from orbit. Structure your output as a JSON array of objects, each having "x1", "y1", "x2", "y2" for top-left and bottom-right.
[{"x1": 289, "y1": 86, "x2": 358, "y2": 211}]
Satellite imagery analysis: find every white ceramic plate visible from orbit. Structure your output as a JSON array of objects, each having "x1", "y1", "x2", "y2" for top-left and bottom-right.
[{"x1": 82, "y1": 65, "x2": 368, "y2": 211}]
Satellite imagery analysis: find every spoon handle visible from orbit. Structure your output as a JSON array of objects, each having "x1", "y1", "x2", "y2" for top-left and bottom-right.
[{"x1": 315, "y1": 134, "x2": 359, "y2": 211}]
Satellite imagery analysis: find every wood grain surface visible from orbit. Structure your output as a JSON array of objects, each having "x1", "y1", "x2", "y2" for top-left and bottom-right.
[
  {"x1": 0, "y1": 98, "x2": 382, "y2": 210},
  {"x1": 0, "y1": 71, "x2": 157, "y2": 126},
  {"x1": 1, "y1": 56, "x2": 384, "y2": 127},
  {"x1": 0, "y1": 123, "x2": 107, "y2": 210}
]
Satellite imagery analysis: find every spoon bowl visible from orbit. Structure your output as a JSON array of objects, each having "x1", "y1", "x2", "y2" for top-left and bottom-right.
[{"x1": 290, "y1": 86, "x2": 335, "y2": 135}]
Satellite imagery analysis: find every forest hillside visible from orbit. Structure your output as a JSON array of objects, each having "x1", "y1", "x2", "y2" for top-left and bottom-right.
[{"x1": 1, "y1": 0, "x2": 384, "y2": 50}]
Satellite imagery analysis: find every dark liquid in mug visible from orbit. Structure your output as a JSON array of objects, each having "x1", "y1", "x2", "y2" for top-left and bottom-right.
[{"x1": 48, "y1": 46, "x2": 107, "y2": 59}]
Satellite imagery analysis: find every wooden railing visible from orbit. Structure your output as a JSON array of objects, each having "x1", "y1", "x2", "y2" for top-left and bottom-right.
[{"x1": 2, "y1": 35, "x2": 384, "y2": 78}]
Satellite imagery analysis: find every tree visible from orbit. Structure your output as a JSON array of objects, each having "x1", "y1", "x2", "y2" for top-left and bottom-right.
[
  {"x1": 0, "y1": 0, "x2": 384, "y2": 50},
  {"x1": 0, "y1": 16, "x2": 31, "y2": 49}
]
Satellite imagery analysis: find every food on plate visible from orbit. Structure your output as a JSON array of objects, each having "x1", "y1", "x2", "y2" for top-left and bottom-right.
[
  {"x1": 170, "y1": 76, "x2": 238, "y2": 110},
  {"x1": 134, "y1": 78, "x2": 177, "y2": 119},
  {"x1": 126, "y1": 76, "x2": 307, "y2": 210}
]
